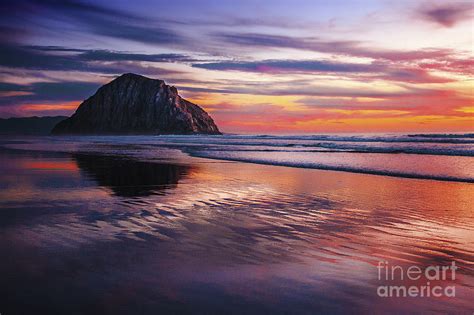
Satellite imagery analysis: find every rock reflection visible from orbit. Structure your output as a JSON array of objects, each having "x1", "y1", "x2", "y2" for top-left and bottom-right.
[{"x1": 74, "y1": 154, "x2": 191, "y2": 197}]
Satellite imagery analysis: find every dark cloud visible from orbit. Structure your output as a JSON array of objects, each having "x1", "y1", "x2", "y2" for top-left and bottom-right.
[
  {"x1": 0, "y1": 81, "x2": 100, "y2": 106},
  {"x1": 0, "y1": 45, "x2": 97, "y2": 72},
  {"x1": 94, "y1": 61, "x2": 185, "y2": 77},
  {"x1": 27, "y1": 45, "x2": 193, "y2": 62},
  {"x1": 193, "y1": 60, "x2": 383, "y2": 73},
  {"x1": 27, "y1": 81, "x2": 100, "y2": 101},
  {"x1": 0, "y1": 44, "x2": 189, "y2": 73},
  {"x1": 0, "y1": 25, "x2": 29, "y2": 42},
  {"x1": 82, "y1": 17, "x2": 182, "y2": 45},
  {"x1": 79, "y1": 50, "x2": 192, "y2": 63},
  {"x1": 192, "y1": 59, "x2": 451, "y2": 83},
  {"x1": 30, "y1": 0, "x2": 133, "y2": 19},
  {"x1": 418, "y1": 3, "x2": 473, "y2": 27},
  {"x1": 0, "y1": 82, "x2": 27, "y2": 92},
  {"x1": 23, "y1": 46, "x2": 86, "y2": 53},
  {"x1": 1, "y1": 0, "x2": 184, "y2": 45}
]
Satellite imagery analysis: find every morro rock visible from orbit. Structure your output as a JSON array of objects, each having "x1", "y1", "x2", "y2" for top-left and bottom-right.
[{"x1": 52, "y1": 73, "x2": 221, "y2": 135}]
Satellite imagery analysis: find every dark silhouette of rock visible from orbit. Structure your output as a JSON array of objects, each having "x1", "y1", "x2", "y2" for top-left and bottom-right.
[{"x1": 51, "y1": 73, "x2": 221, "y2": 135}]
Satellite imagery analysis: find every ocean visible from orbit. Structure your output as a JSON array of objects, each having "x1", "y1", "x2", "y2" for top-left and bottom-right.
[{"x1": 5, "y1": 133, "x2": 473, "y2": 181}]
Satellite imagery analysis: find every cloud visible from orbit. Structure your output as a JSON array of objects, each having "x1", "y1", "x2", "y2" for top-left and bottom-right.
[
  {"x1": 418, "y1": 3, "x2": 473, "y2": 27},
  {"x1": 79, "y1": 50, "x2": 193, "y2": 63},
  {"x1": 27, "y1": 45, "x2": 193, "y2": 63},
  {"x1": 193, "y1": 59, "x2": 452, "y2": 83},
  {"x1": 377, "y1": 68, "x2": 453, "y2": 84},
  {"x1": 28, "y1": 0, "x2": 134, "y2": 19},
  {"x1": 0, "y1": 45, "x2": 87, "y2": 72},
  {"x1": 182, "y1": 81, "x2": 441, "y2": 99},
  {"x1": 193, "y1": 59, "x2": 382, "y2": 73},
  {"x1": 0, "y1": 81, "x2": 100, "y2": 106},
  {"x1": 214, "y1": 32, "x2": 452, "y2": 62},
  {"x1": 0, "y1": 25, "x2": 29, "y2": 43},
  {"x1": 83, "y1": 17, "x2": 182, "y2": 45},
  {"x1": 1, "y1": 0, "x2": 184, "y2": 45},
  {"x1": 0, "y1": 82, "x2": 26, "y2": 92},
  {"x1": 420, "y1": 57, "x2": 474, "y2": 75},
  {"x1": 179, "y1": 86, "x2": 235, "y2": 94},
  {"x1": 0, "y1": 45, "x2": 188, "y2": 75},
  {"x1": 24, "y1": 81, "x2": 100, "y2": 101}
]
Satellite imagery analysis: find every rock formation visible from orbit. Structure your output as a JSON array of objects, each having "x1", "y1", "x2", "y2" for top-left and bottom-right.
[{"x1": 52, "y1": 73, "x2": 221, "y2": 135}]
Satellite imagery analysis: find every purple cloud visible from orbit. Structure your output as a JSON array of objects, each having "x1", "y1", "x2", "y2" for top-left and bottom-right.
[
  {"x1": 1, "y1": 0, "x2": 184, "y2": 45},
  {"x1": 193, "y1": 60, "x2": 383, "y2": 73},
  {"x1": 215, "y1": 33, "x2": 452, "y2": 62},
  {"x1": 192, "y1": 59, "x2": 452, "y2": 83},
  {"x1": 0, "y1": 45, "x2": 189, "y2": 73},
  {"x1": 418, "y1": 3, "x2": 473, "y2": 27}
]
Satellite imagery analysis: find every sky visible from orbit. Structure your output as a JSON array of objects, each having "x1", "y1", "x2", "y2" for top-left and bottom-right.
[{"x1": 0, "y1": 0, "x2": 473, "y2": 133}]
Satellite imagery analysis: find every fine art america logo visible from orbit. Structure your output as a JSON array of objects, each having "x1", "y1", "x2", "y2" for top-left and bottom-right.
[{"x1": 377, "y1": 261, "x2": 458, "y2": 298}]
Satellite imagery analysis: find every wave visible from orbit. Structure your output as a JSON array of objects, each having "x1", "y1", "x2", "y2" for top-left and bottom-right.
[
  {"x1": 2, "y1": 134, "x2": 473, "y2": 183},
  {"x1": 152, "y1": 141, "x2": 474, "y2": 157},
  {"x1": 126, "y1": 133, "x2": 474, "y2": 157},
  {"x1": 188, "y1": 151, "x2": 474, "y2": 183},
  {"x1": 169, "y1": 145, "x2": 473, "y2": 156},
  {"x1": 218, "y1": 134, "x2": 474, "y2": 144},
  {"x1": 408, "y1": 133, "x2": 474, "y2": 139}
]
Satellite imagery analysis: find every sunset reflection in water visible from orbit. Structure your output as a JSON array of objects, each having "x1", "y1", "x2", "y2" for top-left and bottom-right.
[{"x1": 0, "y1": 147, "x2": 473, "y2": 314}]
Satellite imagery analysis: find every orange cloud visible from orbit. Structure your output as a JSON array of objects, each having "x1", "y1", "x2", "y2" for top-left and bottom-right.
[{"x1": 19, "y1": 101, "x2": 79, "y2": 112}]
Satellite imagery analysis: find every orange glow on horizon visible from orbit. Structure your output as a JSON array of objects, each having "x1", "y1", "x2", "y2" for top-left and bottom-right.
[
  {"x1": 20, "y1": 101, "x2": 79, "y2": 112},
  {"x1": 8, "y1": 91, "x2": 472, "y2": 134}
]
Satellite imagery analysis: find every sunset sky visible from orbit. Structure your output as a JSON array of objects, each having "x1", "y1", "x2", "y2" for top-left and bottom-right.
[{"x1": 0, "y1": 0, "x2": 473, "y2": 133}]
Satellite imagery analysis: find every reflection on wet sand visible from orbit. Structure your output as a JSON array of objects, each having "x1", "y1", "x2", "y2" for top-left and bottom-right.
[
  {"x1": 74, "y1": 154, "x2": 192, "y2": 197},
  {"x1": 0, "y1": 147, "x2": 473, "y2": 314}
]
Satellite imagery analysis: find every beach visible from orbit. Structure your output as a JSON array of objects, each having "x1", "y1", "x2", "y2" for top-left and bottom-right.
[{"x1": 0, "y1": 135, "x2": 473, "y2": 313}]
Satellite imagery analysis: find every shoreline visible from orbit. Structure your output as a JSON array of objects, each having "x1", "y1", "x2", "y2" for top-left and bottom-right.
[
  {"x1": 188, "y1": 152, "x2": 474, "y2": 184},
  {"x1": 1, "y1": 135, "x2": 473, "y2": 184}
]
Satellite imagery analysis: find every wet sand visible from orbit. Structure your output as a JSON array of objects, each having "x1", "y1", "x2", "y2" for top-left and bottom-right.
[{"x1": 0, "y1": 145, "x2": 473, "y2": 314}]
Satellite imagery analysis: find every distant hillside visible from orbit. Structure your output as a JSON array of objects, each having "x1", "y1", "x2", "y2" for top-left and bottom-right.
[{"x1": 0, "y1": 116, "x2": 68, "y2": 135}]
